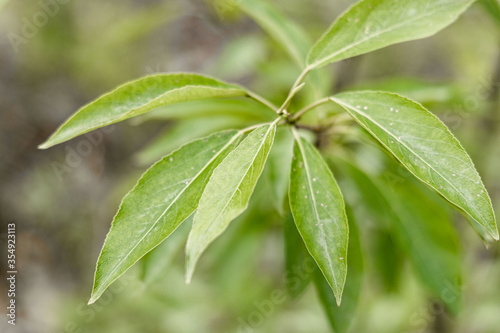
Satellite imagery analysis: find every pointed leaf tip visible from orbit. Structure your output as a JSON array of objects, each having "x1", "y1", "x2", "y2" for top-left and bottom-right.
[
  {"x1": 40, "y1": 73, "x2": 246, "y2": 148},
  {"x1": 89, "y1": 130, "x2": 242, "y2": 303},
  {"x1": 307, "y1": 0, "x2": 475, "y2": 68},
  {"x1": 289, "y1": 129, "x2": 348, "y2": 304},
  {"x1": 331, "y1": 91, "x2": 498, "y2": 241}
]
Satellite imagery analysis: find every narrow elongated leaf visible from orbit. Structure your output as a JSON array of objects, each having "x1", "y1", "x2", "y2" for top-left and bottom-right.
[
  {"x1": 331, "y1": 91, "x2": 499, "y2": 241},
  {"x1": 39, "y1": 74, "x2": 246, "y2": 149},
  {"x1": 307, "y1": 0, "x2": 474, "y2": 69},
  {"x1": 313, "y1": 207, "x2": 363, "y2": 333},
  {"x1": 185, "y1": 123, "x2": 277, "y2": 282},
  {"x1": 89, "y1": 130, "x2": 243, "y2": 304},
  {"x1": 289, "y1": 129, "x2": 348, "y2": 305}
]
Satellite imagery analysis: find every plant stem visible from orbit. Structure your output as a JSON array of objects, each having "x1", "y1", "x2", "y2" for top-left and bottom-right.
[
  {"x1": 246, "y1": 90, "x2": 279, "y2": 113},
  {"x1": 277, "y1": 66, "x2": 312, "y2": 115},
  {"x1": 290, "y1": 97, "x2": 332, "y2": 122},
  {"x1": 277, "y1": 82, "x2": 306, "y2": 115}
]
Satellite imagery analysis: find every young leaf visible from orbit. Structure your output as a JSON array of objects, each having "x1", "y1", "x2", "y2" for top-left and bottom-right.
[
  {"x1": 88, "y1": 130, "x2": 243, "y2": 304},
  {"x1": 289, "y1": 129, "x2": 348, "y2": 305},
  {"x1": 39, "y1": 73, "x2": 247, "y2": 149},
  {"x1": 307, "y1": 0, "x2": 474, "y2": 69},
  {"x1": 330, "y1": 91, "x2": 499, "y2": 241},
  {"x1": 185, "y1": 123, "x2": 277, "y2": 282},
  {"x1": 313, "y1": 207, "x2": 363, "y2": 333}
]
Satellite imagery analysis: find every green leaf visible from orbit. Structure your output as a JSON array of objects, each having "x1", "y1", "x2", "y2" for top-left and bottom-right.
[
  {"x1": 313, "y1": 207, "x2": 363, "y2": 333},
  {"x1": 289, "y1": 129, "x2": 348, "y2": 305},
  {"x1": 88, "y1": 130, "x2": 243, "y2": 304},
  {"x1": 307, "y1": 0, "x2": 475, "y2": 69},
  {"x1": 39, "y1": 73, "x2": 247, "y2": 149},
  {"x1": 132, "y1": 97, "x2": 275, "y2": 124},
  {"x1": 185, "y1": 123, "x2": 277, "y2": 282},
  {"x1": 331, "y1": 91, "x2": 499, "y2": 241}
]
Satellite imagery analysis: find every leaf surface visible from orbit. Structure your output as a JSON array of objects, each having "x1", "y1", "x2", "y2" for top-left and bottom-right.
[
  {"x1": 331, "y1": 91, "x2": 498, "y2": 240},
  {"x1": 307, "y1": 0, "x2": 474, "y2": 68},
  {"x1": 185, "y1": 123, "x2": 277, "y2": 282},
  {"x1": 89, "y1": 130, "x2": 242, "y2": 304},
  {"x1": 40, "y1": 74, "x2": 246, "y2": 148},
  {"x1": 313, "y1": 208, "x2": 363, "y2": 333},
  {"x1": 289, "y1": 129, "x2": 348, "y2": 305}
]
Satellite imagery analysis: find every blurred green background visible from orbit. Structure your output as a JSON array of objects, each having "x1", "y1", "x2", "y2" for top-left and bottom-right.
[{"x1": 1, "y1": 0, "x2": 500, "y2": 332}]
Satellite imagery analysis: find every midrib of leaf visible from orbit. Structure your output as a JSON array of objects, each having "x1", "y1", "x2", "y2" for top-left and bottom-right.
[
  {"x1": 330, "y1": 97, "x2": 491, "y2": 233},
  {"x1": 39, "y1": 75, "x2": 249, "y2": 149},
  {"x1": 91, "y1": 131, "x2": 242, "y2": 302},
  {"x1": 291, "y1": 129, "x2": 339, "y2": 292},
  {"x1": 186, "y1": 123, "x2": 276, "y2": 282},
  {"x1": 88, "y1": 85, "x2": 242, "y2": 130},
  {"x1": 122, "y1": 85, "x2": 243, "y2": 119},
  {"x1": 310, "y1": 2, "x2": 463, "y2": 68}
]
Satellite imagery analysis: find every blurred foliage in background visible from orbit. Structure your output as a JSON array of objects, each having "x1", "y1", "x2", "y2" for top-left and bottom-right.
[{"x1": 1, "y1": 0, "x2": 500, "y2": 332}]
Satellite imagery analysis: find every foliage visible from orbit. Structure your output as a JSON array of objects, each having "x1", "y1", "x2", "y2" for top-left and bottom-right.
[{"x1": 39, "y1": 0, "x2": 499, "y2": 331}]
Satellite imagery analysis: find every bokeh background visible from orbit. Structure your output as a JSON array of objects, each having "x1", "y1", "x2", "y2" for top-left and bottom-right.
[{"x1": 1, "y1": 0, "x2": 500, "y2": 332}]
